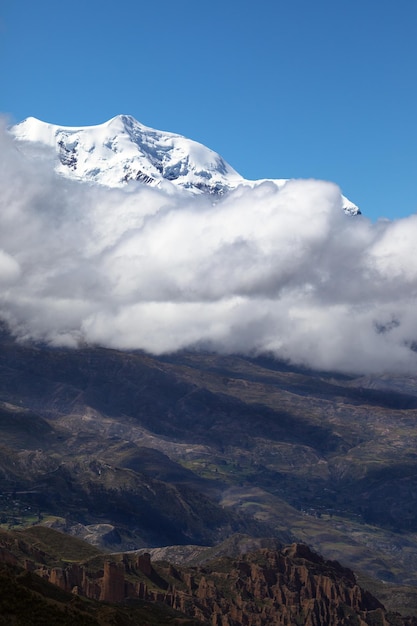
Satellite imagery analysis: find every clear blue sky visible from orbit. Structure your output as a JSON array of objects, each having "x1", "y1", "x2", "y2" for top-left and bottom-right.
[{"x1": 1, "y1": 0, "x2": 417, "y2": 221}]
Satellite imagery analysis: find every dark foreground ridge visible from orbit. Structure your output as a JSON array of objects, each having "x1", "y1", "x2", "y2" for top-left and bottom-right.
[{"x1": 0, "y1": 526, "x2": 415, "y2": 626}]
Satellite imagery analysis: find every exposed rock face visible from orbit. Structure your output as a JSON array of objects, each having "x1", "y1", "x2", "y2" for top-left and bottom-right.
[
  {"x1": 49, "y1": 562, "x2": 83, "y2": 592},
  {"x1": 168, "y1": 545, "x2": 391, "y2": 626},
  {"x1": 99, "y1": 561, "x2": 125, "y2": 603},
  {"x1": 0, "y1": 531, "x2": 415, "y2": 625},
  {"x1": 136, "y1": 552, "x2": 152, "y2": 577}
]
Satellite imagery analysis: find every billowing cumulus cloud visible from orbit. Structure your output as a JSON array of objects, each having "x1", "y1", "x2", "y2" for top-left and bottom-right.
[{"x1": 1, "y1": 123, "x2": 417, "y2": 374}]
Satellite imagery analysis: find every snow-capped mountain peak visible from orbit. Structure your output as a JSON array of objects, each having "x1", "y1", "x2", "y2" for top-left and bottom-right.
[
  {"x1": 10, "y1": 115, "x2": 360, "y2": 214},
  {"x1": 11, "y1": 114, "x2": 244, "y2": 194}
]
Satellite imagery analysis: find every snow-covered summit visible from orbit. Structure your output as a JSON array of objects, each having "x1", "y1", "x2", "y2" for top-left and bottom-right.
[
  {"x1": 10, "y1": 114, "x2": 244, "y2": 195},
  {"x1": 10, "y1": 114, "x2": 360, "y2": 213}
]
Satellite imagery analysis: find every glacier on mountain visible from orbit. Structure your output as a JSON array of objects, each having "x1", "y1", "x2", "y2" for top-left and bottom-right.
[
  {"x1": 10, "y1": 114, "x2": 359, "y2": 215},
  {"x1": 4, "y1": 116, "x2": 417, "y2": 374}
]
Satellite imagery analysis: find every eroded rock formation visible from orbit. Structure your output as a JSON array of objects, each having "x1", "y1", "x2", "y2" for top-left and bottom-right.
[{"x1": 0, "y1": 536, "x2": 415, "y2": 625}]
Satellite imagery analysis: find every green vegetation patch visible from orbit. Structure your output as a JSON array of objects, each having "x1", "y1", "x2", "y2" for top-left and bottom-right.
[{"x1": 17, "y1": 526, "x2": 102, "y2": 564}]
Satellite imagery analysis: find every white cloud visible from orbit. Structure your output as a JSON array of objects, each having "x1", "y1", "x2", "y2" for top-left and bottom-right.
[
  {"x1": 1, "y1": 122, "x2": 417, "y2": 374},
  {"x1": 0, "y1": 249, "x2": 20, "y2": 284}
]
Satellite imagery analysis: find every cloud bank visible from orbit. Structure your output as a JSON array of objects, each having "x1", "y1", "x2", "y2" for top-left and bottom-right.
[{"x1": 1, "y1": 123, "x2": 417, "y2": 375}]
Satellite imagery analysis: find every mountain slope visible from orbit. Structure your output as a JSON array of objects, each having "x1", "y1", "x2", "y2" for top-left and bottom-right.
[
  {"x1": 10, "y1": 114, "x2": 360, "y2": 213},
  {"x1": 10, "y1": 114, "x2": 244, "y2": 194},
  {"x1": 3, "y1": 329, "x2": 417, "y2": 590},
  {"x1": 1, "y1": 527, "x2": 414, "y2": 626}
]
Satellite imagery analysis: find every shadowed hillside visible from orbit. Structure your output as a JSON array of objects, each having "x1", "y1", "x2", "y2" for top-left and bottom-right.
[
  {"x1": 2, "y1": 330, "x2": 417, "y2": 609},
  {"x1": 0, "y1": 526, "x2": 415, "y2": 626}
]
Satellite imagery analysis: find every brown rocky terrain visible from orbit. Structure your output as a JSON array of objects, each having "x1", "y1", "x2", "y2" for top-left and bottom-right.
[
  {"x1": 0, "y1": 526, "x2": 415, "y2": 625},
  {"x1": 2, "y1": 328, "x2": 417, "y2": 614}
]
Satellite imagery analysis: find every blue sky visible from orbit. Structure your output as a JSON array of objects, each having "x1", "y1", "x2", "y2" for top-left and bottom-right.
[{"x1": 1, "y1": 0, "x2": 417, "y2": 221}]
